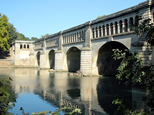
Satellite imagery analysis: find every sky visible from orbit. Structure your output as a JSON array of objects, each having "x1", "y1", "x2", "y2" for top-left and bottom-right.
[{"x1": 0, "y1": 0, "x2": 146, "y2": 39}]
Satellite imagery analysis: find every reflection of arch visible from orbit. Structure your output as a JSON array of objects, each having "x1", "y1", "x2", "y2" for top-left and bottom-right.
[
  {"x1": 97, "y1": 41, "x2": 128, "y2": 75},
  {"x1": 36, "y1": 52, "x2": 41, "y2": 66},
  {"x1": 66, "y1": 47, "x2": 81, "y2": 72},
  {"x1": 48, "y1": 50, "x2": 55, "y2": 69}
]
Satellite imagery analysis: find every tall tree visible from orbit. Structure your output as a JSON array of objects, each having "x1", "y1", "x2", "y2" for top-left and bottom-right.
[
  {"x1": 41, "y1": 33, "x2": 51, "y2": 38},
  {"x1": 31, "y1": 37, "x2": 38, "y2": 41},
  {"x1": 0, "y1": 14, "x2": 10, "y2": 51},
  {"x1": 8, "y1": 23, "x2": 17, "y2": 44}
]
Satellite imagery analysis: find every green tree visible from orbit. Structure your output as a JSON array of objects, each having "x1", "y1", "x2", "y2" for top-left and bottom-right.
[
  {"x1": 8, "y1": 23, "x2": 17, "y2": 44},
  {"x1": 41, "y1": 33, "x2": 51, "y2": 38},
  {"x1": 0, "y1": 14, "x2": 10, "y2": 51},
  {"x1": 31, "y1": 37, "x2": 38, "y2": 41},
  {"x1": 97, "y1": 15, "x2": 107, "y2": 19},
  {"x1": 16, "y1": 32, "x2": 31, "y2": 41},
  {"x1": 112, "y1": 18, "x2": 154, "y2": 114}
]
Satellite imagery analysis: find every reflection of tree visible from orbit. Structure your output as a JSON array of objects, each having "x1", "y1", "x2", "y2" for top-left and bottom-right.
[
  {"x1": 0, "y1": 78, "x2": 17, "y2": 114},
  {"x1": 97, "y1": 77, "x2": 132, "y2": 115}
]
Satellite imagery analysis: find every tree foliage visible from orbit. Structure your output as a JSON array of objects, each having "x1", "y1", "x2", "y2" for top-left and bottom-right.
[
  {"x1": 8, "y1": 23, "x2": 17, "y2": 44},
  {"x1": 112, "y1": 18, "x2": 154, "y2": 114},
  {"x1": 41, "y1": 33, "x2": 51, "y2": 38},
  {"x1": 16, "y1": 32, "x2": 31, "y2": 41},
  {"x1": 0, "y1": 14, "x2": 10, "y2": 51},
  {"x1": 97, "y1": 15, "x2": 107, "y2": 19},
  {"x1": 31, "y1": 37, "x2": 38, "y2": 41}
]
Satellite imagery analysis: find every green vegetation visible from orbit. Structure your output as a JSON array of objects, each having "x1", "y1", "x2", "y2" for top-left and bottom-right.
[
  {"x1": 0, "y1": 14, "x2": 10, "y2": 51},
  {"x1": 0, "y1": 77, "x2": 16, "y2": 115},
  {"x1": 97, "y1": 15, "x2": 107, "y2": 19},
  {"x1": 112, "y1": 18, "x2": 154, "y2": 114}
]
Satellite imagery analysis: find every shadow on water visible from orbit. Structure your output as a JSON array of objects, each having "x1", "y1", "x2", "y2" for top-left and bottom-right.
[{"x1": 97, "y1": 76, "x2": 132, "y2": 114}]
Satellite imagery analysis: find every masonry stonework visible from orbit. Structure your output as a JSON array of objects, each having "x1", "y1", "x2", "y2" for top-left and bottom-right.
[{"x1": 11, "y1": 0, "x2": 154, "y2": 75}]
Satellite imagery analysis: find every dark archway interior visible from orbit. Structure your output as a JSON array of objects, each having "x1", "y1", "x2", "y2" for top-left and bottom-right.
[
  {"x1": 49, "y1": 50, "x2": 55, "y2": 69},
  {"x1": 67, "y1": 47, "x2": 80, "y2": 72},
  {"x1": 37, "y1": 52, "x2": 40, "y2": 66},
  {"x1": 97, "y1": 41, "x2": 128, "y2": 76}
]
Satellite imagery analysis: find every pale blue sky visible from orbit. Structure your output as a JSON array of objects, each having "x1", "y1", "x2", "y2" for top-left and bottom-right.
[{"x1": 0, "y1": 0, "x2": 146, "y2": 39}]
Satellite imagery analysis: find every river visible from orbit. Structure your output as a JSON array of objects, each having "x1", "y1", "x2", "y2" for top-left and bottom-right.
[{"x1": 0, "y1": 68, "x2": 146, "y2": 115}]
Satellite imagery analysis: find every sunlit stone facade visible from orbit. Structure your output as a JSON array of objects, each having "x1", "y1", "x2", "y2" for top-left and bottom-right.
[{"x1": 11, "y1": 0, "x2": 154, "y2": 75}]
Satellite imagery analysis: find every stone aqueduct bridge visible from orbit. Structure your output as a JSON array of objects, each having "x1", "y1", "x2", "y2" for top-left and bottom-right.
[{"x1": 11, "y1": 0, "x2": 154, "y2": 76}]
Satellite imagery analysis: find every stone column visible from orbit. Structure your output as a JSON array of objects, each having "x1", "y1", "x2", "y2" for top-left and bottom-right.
[
  {"x1": 127, "y1": 22, "x2": 130, "y2": 32},
  {"x1": 80, "y1": 47, "x2": 92, "y2": 75},
  {"x1": 54, "y1": 50, "x2": 63, "y2": 70},
  {"x1": 39, "y1": 52, "x2": 47, "y2": 68},
  {"x1": 105, "y1": 25, "x2": 107, "y2": 36},
  {"x1": 113, "y1": 25, "x2": 115, "y2": 35},
  {"x1": 97, "y1": 28, "x2": 100, "y2": 37},
  {"x1": 117, "y1": 23, "x2": 120, "y2": 34}
]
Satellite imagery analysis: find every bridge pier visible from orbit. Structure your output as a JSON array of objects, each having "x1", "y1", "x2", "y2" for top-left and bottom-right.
[
  {"x1": 40, "y1": 53, "x2": 47, "y2": 68},
  {"x1": 80, "y1": 47, "x2": 92, "y2": 76},
  {"x1": 54, "y1": 50, "x2": 64, "y2": 70}
]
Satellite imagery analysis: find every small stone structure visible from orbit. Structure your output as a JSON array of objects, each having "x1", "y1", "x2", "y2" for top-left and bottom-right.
[{"x1": 11, "y1": 0, "x2": 154, "y2": 75}]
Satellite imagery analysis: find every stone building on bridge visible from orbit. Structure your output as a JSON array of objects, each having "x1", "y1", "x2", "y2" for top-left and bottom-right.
[{"x1": 11, "y1": 0, "x2": 154, "y2": 76}]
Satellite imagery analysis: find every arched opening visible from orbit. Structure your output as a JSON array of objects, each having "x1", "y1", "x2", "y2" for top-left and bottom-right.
[
  {"x1": 119, "y1": 20, "x2": 123, "y2": 33},
  {"x1": 27, "y1": 44, "x2": 29, "y2": 49},
  {"x1": 135, "y1": 15, "x2": 139, "y2": 25},
  {"x1": 97, "y1": 41, "x2": 128, "y2": 75},
  {"x1": 96, "y1": 27, "x2": 98, "y2": 38},
  {"x1": 129, "y1": 17, "x2": 134, "y2": 31},
  {"x1": 110, "y1": 23, "x2": 113, "y2": 35},
  {"x1": 106, "y1": 24, "x2": 109, "y2": 35},
  {"x1": 48, "y1": 50, "x2": 55, "y2": 69},
  {"x1": 92, "y1": 28, "x2": 95, "y2": 38},
  {"x1": 115, "y1": 22, "x2": 118, "y2": 34},
  {"x1": 36, "y1": 52, "x2": 41, "y2": 66},
  {"x1": 24, "y1": 44, "x2": 26, "y2": 49},
  {"x1": 103, "y1": 25, "x2": 105, "y2": 36},
  {"x1": 20, "y1": 44, "x2": 22, "y2": 49},
  {"x1": 99, "y1": 26, "x2": 101, "y2": 37},
  {"x1": 124, "y1": 19, "x2": 128, "y2": 32},
  {"x1": 67, "y1": 47, "x2": 80, "y2": 72}
]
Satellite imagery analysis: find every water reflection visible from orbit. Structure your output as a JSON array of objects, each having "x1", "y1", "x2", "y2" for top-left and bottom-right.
[{"x1": 0, "y1": 68, "x2": 146, "y2": 115}]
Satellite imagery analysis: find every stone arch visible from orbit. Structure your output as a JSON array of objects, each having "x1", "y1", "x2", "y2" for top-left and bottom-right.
[
  {"x1": 48, "y1": 50, "x2": 55, "y2": 69},
  {"x1": 119, "y1": 20, "x2": 123, "y2": 33},
  {"x1": 20, "y1": 44, "x2": 22, "y2": 49},
  {"x1": 124, "y1": 19, "x2": 128, "y2": 32},
  {"x1": 135, "y1": 15, "x2": 139, "y2": 24},
  {"x1": 99, "y1": 26, "x2": 101, "y2": 37},
  {"x1": 115, "y1": 21, "x2": 118, "y2": 34},
  {"x1": 106, "y1": 24, "x2": 109, "y2": 35},
  {"x1": 66, "y1": 47, "x2": 81, "y2": 72},
  {"x1": 92, "y1": 28, "x2": 95, "y2": 38},
  {"x1": 96, "y1": 41, "x2": 129, "y2": 75},
  {"x1": 96, "y1": 27, "x2": 98, "y2": 38},
  {"x1": 110, "y1": 23, "x2": 113, "y2": 35},
  {"x1": 129, "y1": 17, "x2": 134, "y2": 31},
  {"x1": 36, "y1": 51, "x2": 41, "y2": 66},
  {"x1": 102, "y1": 25, "x2": 105, "y2": 36}
]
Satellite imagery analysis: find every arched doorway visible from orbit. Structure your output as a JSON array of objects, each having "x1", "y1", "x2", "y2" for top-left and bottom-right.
[
  {"x1": 36, "y1": 52, "x2": 40, "y2": 66},
  {"x1": 97, "y1": 41, "x2": 128, "y2": 75},
  {"x1": 48, "y1": 50, "x2": 55, "y2": 69},
  {"x1": 67, "y1": 47, "x2": 81, "y2": 72}
]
